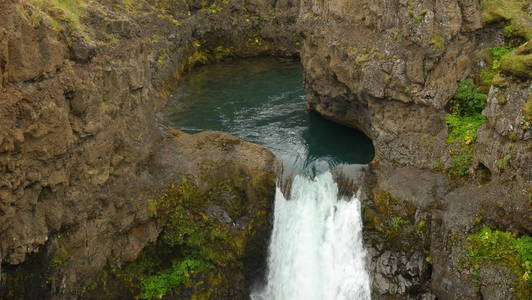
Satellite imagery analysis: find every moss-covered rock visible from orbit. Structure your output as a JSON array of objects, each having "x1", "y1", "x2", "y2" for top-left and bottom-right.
[
  {"x1": 465, "y1": 227, "x2": 532, "y2": 300},
  {"x1": 500, "y1": 41, "x2": 532, "y2": 79},
  {"x1": 87, "y1": 131, "x2": 278, "y2": 299},
  {"x1": 481, "y1": 0, "x2": 532, "y2": 40}
]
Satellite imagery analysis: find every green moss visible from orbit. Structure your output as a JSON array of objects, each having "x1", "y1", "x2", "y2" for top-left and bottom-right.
[
  {"x1": 103, "y1": 178, "x2": 250, "y2": 299},
  {"x1": 466, "y1": 226, "x2": 532, "y2": 299},
  {"x1": 430, "y1": 34, "x2": 445, "y2": 51},
  {"x1": 496, "y1": 154, "x2": 513, "y2": 170},
  {"x1": 479, "y1": 46, "x2": 516, "y2": 91},
  {"x1": 480, "y1": 67, "x2": 498, "y2": 88},
  {"x1": 492, "y1": 74, "x2": 508, "y2": 88},
  {"x1": 413, "y1": 15, "x2": 423, "y2": 25},
  {"x1": 366, "y1": 192, "x2": 416, "y2": 238},
  {"x1": 481, "y1": 0, "x2": 532, "y2": 40},
  {"x1": 416, "y1": 220, "x2": 426, "y2": 233},
  {"x1": 30, "y1": 0, "x2": 85, "y2": 32},
  {"x1": 187, "y1": 40, "x2": 210, "y2": 68},
  {"x1": 186, "y1": 41, "x2": 236, "y2": 70},
  {"x1": 500, "y1": 41, "x2": 532, "y2": 79}
]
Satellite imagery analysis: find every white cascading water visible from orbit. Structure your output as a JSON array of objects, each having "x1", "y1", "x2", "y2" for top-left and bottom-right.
[{"x1": 251, "y1": 171, "x2": 371, "y2": 300}]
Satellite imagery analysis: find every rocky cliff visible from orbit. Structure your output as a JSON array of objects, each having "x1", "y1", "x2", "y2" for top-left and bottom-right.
[
  {"x1": 0, "y1": 0, "x2": 297, "y2": 298},
  {"x1": 299, "y1": 0, "x2": 530, "y2": 299}
]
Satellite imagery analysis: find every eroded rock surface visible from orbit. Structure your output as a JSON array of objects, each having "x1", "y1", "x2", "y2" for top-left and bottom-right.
[
  {"x1": 0, "y1": 0, "x2": 296, "y2": 298},
  {"x1": 299, "y1": 0, "x2": 530, "y2": 299}
]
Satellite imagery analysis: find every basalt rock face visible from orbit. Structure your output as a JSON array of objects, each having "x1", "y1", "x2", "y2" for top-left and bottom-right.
[
  {"x1": 299, "y1": 0, "x2": 484, "y2": 168},
  {"x1": 300, "y1": 0, "x2": 531, "y2": 299},
  {"x1": 0, "y1": 0, "x2": 297, "y2": 298}
]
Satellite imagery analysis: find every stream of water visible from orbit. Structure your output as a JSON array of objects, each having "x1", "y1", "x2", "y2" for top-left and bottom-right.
[{"x1": 166, "y1": 58, "x2": 373, "y2": 299}]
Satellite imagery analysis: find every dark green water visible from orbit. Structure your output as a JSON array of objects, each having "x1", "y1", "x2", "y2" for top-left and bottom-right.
[{"x1": 165, "y1": 58, "x2": 374, "y2": 173}]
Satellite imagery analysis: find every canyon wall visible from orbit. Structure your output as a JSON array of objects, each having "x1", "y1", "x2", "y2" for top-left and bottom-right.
[
  {"x1": 299, "y1": 0, "x2": 530, "y2": 299},
  {"x1": 0, "y1": 0, "x2": 298, "y2": 298}
]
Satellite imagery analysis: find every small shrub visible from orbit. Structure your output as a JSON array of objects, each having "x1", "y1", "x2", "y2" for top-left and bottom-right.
[
  {"x1": 391, "y1": 217, "x2": 408, "y2": 229},
  {"x1": 448, "y1": 79, "x2": 488, "y2": 116},
  {"x1": 445, "y1": 113, "x2": 485, "y2": 177},
  {"x1": 140, "y1": 259, "x2": 211, "y2": 299}
]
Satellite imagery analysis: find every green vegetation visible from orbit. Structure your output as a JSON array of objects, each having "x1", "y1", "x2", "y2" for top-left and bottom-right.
[
  {"x1": 445, "y1": 80, "x2": 487, "y2": 177},
  {"x1": 524, "y1": 96, "x2": 532, "y2": 121},
  {"x1": 105, "y1": 178, "x2": 247, "y2": 299},
  {"x1": 496, "y1": 153, "x2": 512, "y2": 171},
  {"x1": 446, "y1": 114, "x2": 486, "y2": 146},
  {"x1": 186, "y1": 40, "x2": 235, "y2": 69},
  {"x1": 500, "y1": 41, "x2": 532, "y2": 79},
  {"x1": 448, "y1": 79, "x2": 488, "y2": 116},
  {"x1": 430, "y1": 34, "x2": 445, "y2": 51},
  {"x1": 30, "y1": 0, "x2": 85, "y2": 32},
  {"x1": 466, "y1": 226, "x2": 532, "y2": 299},
  {"x1": 391, "y1": 216, "x2": 408, "y2": 230},
  {"x1": 365, "y1": 191, "x2": 416, "y2": 238},
  {"x1": 480, "y1": 0, "x2": 531, "y2": 83},
  {"x1": 481, "y1": 0, "x2": 532, "y2": 40},
  {"x1": 140, "y1": 259, "x2": 211, "y2": 299}
]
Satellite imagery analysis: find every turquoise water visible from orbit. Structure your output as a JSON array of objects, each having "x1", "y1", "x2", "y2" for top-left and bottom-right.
[{"x1": 165, "y1": 58, "x2": 374, "y2": 173}]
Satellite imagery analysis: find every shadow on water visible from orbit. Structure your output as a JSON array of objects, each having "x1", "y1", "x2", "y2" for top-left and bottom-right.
[
  {"x1": 165, "y1": 57, "x2": 374, "y2": 174},
  {"x1": 301, "y1": 111, "x2": 374, "y2": 173}
]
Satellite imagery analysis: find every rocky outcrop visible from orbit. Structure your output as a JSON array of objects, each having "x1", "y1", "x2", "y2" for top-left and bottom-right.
[
  {"x1": 82, "y1": 130, "x2": 278, "y2": 299},
  {"x1": 0, "y1": 0, "x2": 297, "y2": 298},
  {"x1": 298, "y1": 0, "x2": 530, "y2": 299}
]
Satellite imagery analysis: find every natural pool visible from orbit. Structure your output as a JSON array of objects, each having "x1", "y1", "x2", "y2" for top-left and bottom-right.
[{"x1": 165, "y1": 57, "x2": 374, "y2": 174}]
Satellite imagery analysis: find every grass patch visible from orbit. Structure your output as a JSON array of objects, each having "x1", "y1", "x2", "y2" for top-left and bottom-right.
[
  {"x1": 30, "y1": 0, "x2": 85, "y2": 32},
  {"x1": 446, "y1": 80, "x2": 487, "y2": 177},
  {"x1": 480, "y1": 46, "x2": 515, "y2": 91},
  {"x1": 430, "y1": 34, "x2": 445, "y2": 51},
  {"x1": 481, "y1": 0, "x2": 532, "y2": 40},
  {"x1": 466, "y1": 226, "x2": 532, "y2": 299}
]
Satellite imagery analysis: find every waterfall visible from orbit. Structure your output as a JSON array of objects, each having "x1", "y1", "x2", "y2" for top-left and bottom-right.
[{"x1": 251, "y1": 171, "x2": 371, "y2": 300}]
